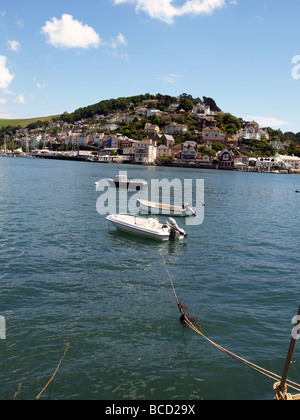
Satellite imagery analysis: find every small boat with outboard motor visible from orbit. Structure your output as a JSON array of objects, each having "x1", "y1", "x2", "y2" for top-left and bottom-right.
[
  {"x1": 137, "y1": 199, "x2": 196, "y2": 217},
  {"x1": 106, "y1": 214, "x2": 187, "y2": 241},
  {"x1": 107, "y1": 174, "x2": 147, "y2": 190}
]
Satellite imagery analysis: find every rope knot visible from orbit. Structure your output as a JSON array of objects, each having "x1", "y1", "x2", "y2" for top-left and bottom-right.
[{"x1": 273, "y1": 382, "x2": 292, "y2": 400}]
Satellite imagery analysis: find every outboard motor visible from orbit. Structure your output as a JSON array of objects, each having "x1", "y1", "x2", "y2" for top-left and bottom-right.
[
  {"x1": 182, "y1": 203, "x2": 196, "y2": 217},
  {"x1": 166, "y1": 218, "x2": 188, "y2": 239}
]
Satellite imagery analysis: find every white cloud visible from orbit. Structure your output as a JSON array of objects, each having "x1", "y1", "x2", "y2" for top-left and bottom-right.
[
  {"x1": 116, "y1": 33, "x2": 128, "y2": 46},
  {"x1": 245, "y1": 115, "x2": 289, "y2": 128},
  {"x1": 7, "y1": 40, "x2": 21, "y2": 52},
  {"x1": 113, "y1": 0, "x2": 226, "y2": 24},
  {"x1": 0, "y1": 98, "x2": 7, "y2": 104},
  {"x1": 2, "y1": 88, "x2": 14, "y2": 95},
  {"x1": 15, "y1": 18, "x2": 24, "y2": 27},
  {"x1": 110, "y1": 33, "x2": 128, "y2": 49},
  {"x1": 33, "y1": 78, "x2": 46, "y2": 89},
  {"x1": 0, "y1": 56, "x2": 15, "y2": 89},
  {"x1": 37, "y1": 82, "x2": 46, "y2": 89},
  {"x1": 15, "y1": 93, "x2": 25, "y2": 104},
  {"x1": 157, "y1": 73, "x2": 184, "y2": 84},
  {"x1": 41, "y1": 14, "x2": 101, "y2": 49}
]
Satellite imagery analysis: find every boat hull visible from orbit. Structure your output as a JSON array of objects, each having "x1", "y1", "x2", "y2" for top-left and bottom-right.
[
  {"x1": 137, "y1": 199, "x2": 194, "y2": 217},
  {"x1": 108, "y1": 179, "x2": 147, "y2": 190},
  {"x1": 106, "y1": 214, "x2": 179, "y2": 241}
]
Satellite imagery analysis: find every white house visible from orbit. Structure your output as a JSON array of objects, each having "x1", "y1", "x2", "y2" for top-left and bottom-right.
[
  {"x1": 240, "y1": 121, "x2": 270, "y2": 141},
  {"x1": 134, "y1": 139, "x2": 157, "y2": 164},
  {"x1": 191, "y1": 103, "x2": 213, "y2": 116},
  {"x1": 255, "y1": 156, "x2": 285, "y2": 169},
  {"x1": 157, "y1": 144, "x2": 171, "y2": 158},
  {"x1": 277, "y1": 154, "x2": 300, "y2": 172}
]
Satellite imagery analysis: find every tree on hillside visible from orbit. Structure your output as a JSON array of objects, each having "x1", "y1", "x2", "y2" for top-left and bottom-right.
[
  {"x1": 211, "y1": 142, "x2": 225, "y2": 152},
  {"x1": 283, "y1": 131, "x2": 296, "y2": 143},
  {"x1": 203, "y1": 96, "x2": 221, "y2": 112},
  {"x1": 198, "y1": 145, "x2": 216, "y2": 156},
  {"x1": 221, "y1": 113, "x2": 241, "y2": 134},
  {"x1": 178, "y1": 93, "x2": 195, "y2": 112},
  {"x1": 288, "y1": 142, "x2": 300, "y2": 157},
  {"x1": 158, "y1": 94, "x2": 178, "y2": 110}
]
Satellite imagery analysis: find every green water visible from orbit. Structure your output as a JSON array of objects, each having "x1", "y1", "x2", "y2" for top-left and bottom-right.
[{"x1": 0, "y1": 157, "x2": 299, "y2": 400}]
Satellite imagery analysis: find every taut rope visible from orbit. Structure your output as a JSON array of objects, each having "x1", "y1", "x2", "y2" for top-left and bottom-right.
[{"x1": 161, "y1": 255, "x2": 300, "y2": 399}]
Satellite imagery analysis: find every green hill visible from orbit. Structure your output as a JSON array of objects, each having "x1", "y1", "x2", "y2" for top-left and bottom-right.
[{"x1": 0, "y1": 115, "x2": 60, "y2": 129}]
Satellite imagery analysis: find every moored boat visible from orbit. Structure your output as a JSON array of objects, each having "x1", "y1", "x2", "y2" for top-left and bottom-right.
[
  {"x1": 137, "y1": 199, "x2": 196, "y2": 217},
  {"x1": 107, "y1": 174, "x2": 147, "y2": 190},
  {"x1": 106, "y1": 214, "x2": 187, "y2": 241}
]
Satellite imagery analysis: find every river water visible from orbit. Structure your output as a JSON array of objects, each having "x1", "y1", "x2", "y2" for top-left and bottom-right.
[{"x1": 0, "y1": 156, "x2": 299, "y2": 400}]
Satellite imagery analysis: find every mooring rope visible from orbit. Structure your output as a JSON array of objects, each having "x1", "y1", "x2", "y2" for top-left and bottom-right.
[
  {"x1": 161, "y1": 255, "x2": 300, "y2": 397},
  {"x1": 34, "y1": 336, "x2": 73, "y2": 400},
  {"x1": 33, "y1": 312, "x2": 82, "y2": 400},
  {"x1": 19, "y1": 253, "x2": 300, "y2": 400}
]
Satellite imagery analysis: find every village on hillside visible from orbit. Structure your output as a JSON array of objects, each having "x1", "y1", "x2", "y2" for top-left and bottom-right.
[{"x1": 1, "y1": 96, "x2": 300, "y2": 174}]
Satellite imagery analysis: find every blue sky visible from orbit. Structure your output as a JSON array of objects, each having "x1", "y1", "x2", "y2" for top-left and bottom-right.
[{"x1": 1, "y1": 0, "x2": 300, "y2": 132}]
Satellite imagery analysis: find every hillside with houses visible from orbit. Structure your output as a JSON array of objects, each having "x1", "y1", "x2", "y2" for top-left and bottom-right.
[{"x1": 1, "y1": 93, "x2": 300, "y2": 173}]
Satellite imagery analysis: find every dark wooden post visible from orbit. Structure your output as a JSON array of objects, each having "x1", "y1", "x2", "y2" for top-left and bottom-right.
[{"x1": 280, "y1": 306, "x2": 300, "y2": 392}]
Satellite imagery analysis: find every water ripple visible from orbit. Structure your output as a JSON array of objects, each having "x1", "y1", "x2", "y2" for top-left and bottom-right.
[{"x1": 1, "y1": 159, "x2": 299, "y2": 400}]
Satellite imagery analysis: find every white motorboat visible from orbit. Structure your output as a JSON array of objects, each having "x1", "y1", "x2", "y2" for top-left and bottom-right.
[
  {"x1": 107, "y1": 174, "x2": 147, "y2": 190},
  {"x1": 137, "y1": 199, "x2": 196, "y2": 217},
  {"x1": 106, "y1": 214, "x2": 187, "y2": 241}
]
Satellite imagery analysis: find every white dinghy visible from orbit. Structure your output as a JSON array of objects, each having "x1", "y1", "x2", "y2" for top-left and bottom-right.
[
  {"x1": 137, "y1": 199, "x2": 196, "y2": 217},
  {"x1": 106, "y1": 214, "x2": 187, "y2": 241}
]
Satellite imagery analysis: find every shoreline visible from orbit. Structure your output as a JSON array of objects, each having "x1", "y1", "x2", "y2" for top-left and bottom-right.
[{"x1": 1, "y1": 153, "x2": 300, "y2": 174}]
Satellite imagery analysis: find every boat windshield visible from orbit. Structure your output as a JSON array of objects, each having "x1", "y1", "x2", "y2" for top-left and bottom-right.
[{"x1": 114, "y1": 175, "x2": 128, "y2": 182}]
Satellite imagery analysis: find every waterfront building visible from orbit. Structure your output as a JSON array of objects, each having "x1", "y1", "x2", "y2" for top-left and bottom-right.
[
  {"x1": 180, "y1": 141, "x2": 198, "y2": 160},
  {"x1": 277, "y1": 154, "x2": 300, "y2": 172},
  {"x1": 154, "y1": 133, "x2": 175, "y2": 147},
  {"x1": 91, "y1": 133, "x2": 105, "y2": 146},
  {"x1": 157, "y1": 144, "x2": 171, "y2": 158},
  {"x1": 134, "y1": 139, "x2": 157, "y2": 164},
  {"x1": 217, "y1": 149, "x2": 235, "y2": 169},
  {"x1": 171, "y1": 144, "x2": 182, "y2": 160}
]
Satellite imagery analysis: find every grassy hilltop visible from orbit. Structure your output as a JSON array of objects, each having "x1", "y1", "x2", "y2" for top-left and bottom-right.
[{"x1": 0, "y1": 115, "x2": 60, "y2": 129}]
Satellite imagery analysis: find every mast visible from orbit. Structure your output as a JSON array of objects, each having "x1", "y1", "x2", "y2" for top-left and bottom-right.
[{"x1": 4, "y1": 131, "x2": 6, "y2": 156}]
